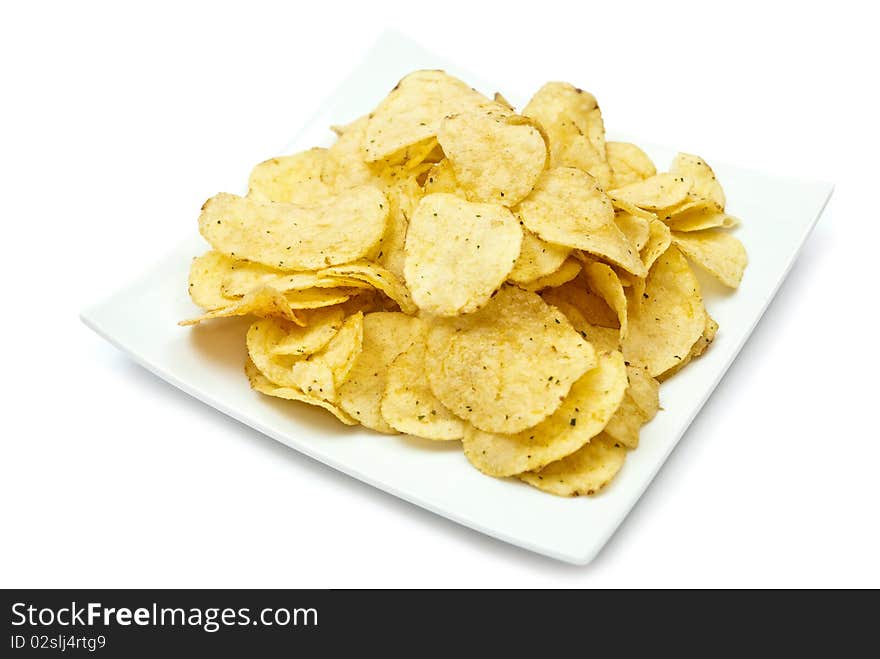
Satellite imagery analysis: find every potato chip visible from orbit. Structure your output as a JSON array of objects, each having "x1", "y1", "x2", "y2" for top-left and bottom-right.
[
  {"x1": 245, "y1": 358, "x2": 357, "y2": 426},
  {"x1": 672, "y1": 229, "x2": 748, "y2": 288},
  {"x1": 199, "y1": 188, "x2": 389, "y2": 270},
  {"x1": 373, "y1": 171, "x2": 422, "y2": 278},
  {"x1": 508, "y1": 229, "x2": 571, "y2": 284},
  {"x1": 247, "y1": 148, "x2": 332, "y2": 204},
  {"x1": 614, "y1": 212, "x2": 651, "y2": 252},
  {"x1": 610, "y1": 197, "x2": 657, "y2": 222},
  {"x1": 541, "y1": 279, "x2": 620, "y2": 329},
  {"x1": 380, "y1": 336, "x2": 465, "y2": 440},
  {"x1": 318, "y1": 261, "x2": 416, "y2": 314},
  {"x1": 657, "y1": 314, "x2": 718, "y2": 382},
  {"x1": 516, "y1": 168, "x2": 647, "y2": 277},
  {"x1": 522, "y1": 82, "x2": 612, "y2": 187},
  {"x1": 222, "y1": 267, "x2": 369, "y2": 299},
  {"x1": 179, "y1": 285, "x2": 305, "y2": 326},
  {"x1": 670, "y1": 153, "x2": 725, "y2": 209},
  {"x1": 666, "y1": 209, "x2": 739, "y2": 232},
  {"x1": 324, "y1": 115, "x2": 374, "y2": 190},
  {"x1": 404, "y1": 193, "x2": 522, "y2": 316},
  {"x1": 187, "y1": 251, "x2": 238, "y2": 310},
  {"x1": 640, "y1": 218, "x2": 673, "y2": 272},
  {"x1": 520, "y1": 432, "x2": 626, "y2": 497},
  {"x1": 422, "y1": 159, "x2": 462, "y2": 195},
  {"x1": 246, "y1": 317, "x2": 307, "y2": 387},
  {"x1": 609, "y1": 172, "x2": 692, "y2": 211},
  {"x1": 582, "y1": 260, "x2": 628, "y2": 340},
  {"x1": 364, "y1": 70, "x2": 489, "y2": 163},
  {"x1": 518, "y1": 257, "x2": 581, "y2": 292},
  {"x1": 606, "y1": 141, "x2": 657, "y2": 188},
  {"x1": 602, "y1": 394, "x2": 646, "y2": 449},
  {"x1": 426, "y1": 286, "x2": 596, "y2": 434},
  {"x1": 623, "y1": 246, "x2": 706, "y2": 377},
  {"x1": 290, "y1": 312, "x2": 364, "y2": 401},
  {"x1": 270, "y1": 307, "x2": 345, "y2": 357},
  {"x1": 463, "y1": 351, "x2": 626, "y2": 476},
  {"x1": 438, "y1": 105, "x2": 547, "y2": 206},
  {"x1": 626, "y1": 364, "x2": 660, "y2": 421},
  {"x1": 338, "y1": 312, "x2": 425, "y2": 433}
]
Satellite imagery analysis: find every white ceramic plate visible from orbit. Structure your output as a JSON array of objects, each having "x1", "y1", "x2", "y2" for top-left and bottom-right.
[{"x1": 81, "y1": 32, "x2": 833, "y2": 564}]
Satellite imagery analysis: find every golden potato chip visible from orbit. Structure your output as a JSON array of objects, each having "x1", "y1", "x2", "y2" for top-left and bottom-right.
[
  {"x1": 290, "y1": 312, "x2": 364, "y2": 401},
  {"x1": 582, "y1": 260, "x2": 628, "y2": 340},
  {"x1": 247, "y1": 148, "x2": 332, "y2": 204},
  {"x1": 380, "y1": 336, "x2": 465, "y2": 440},
  {"x1": 606, "y1": 141, "x2": 657, "y2": 188},
  {"x1": 657, "y1": 314, "x2": 718, "y2": 382},
  {"x1": 426, "y1": 286, "x2": 596, "y2": 434},
  {"x1": 422, "y1": 159, "x2": 462, "y2": 195},
  {"x1": 626, "y1": 364, "x2": 660, "y2": 421},
  {"x1": 324, "y1": 115, "x2": 374, "y2": 190},
  {"x1": 614, "y1": 212, "x2": 651, "y2": 252},
  {"x1": 623, "y1": 246, "x2": 706, "y2": 377},
  {"x1": 516, "y1": 168, "x2": 646, "y2": 277},
  {"x1": 519, "y1": 258, "x2": 581, "y2": 292},
  {"x1": 666, "y1": 209, "x2": 739, "y2": 232},
  {"x1": 610, "y1": 197, "x2": 657, "y2": 222},
  {"x1": 338, "y1": 312, "x2": 425, "y2": 433},
  {"x1": 671, "y1": 229, "x2": 748, "y2": 288},
  {"x1": 540, "y1": 294, "x2": 621, "y2": 352},
  {"x1": 373, "y1": 170, "x2": 423, "y2": 278},
  {"x1": 609, "y1": 172, "x2": 692, "y2": 211},
  {"x1": 640, "y1": 218, "x2": 673, "y2": 272},
  {"x1": 463, "y1": 351, "x2": 626, "y2": 476},
  {"x1": 404, "y1": 193, "x2": 522, "y2": 316},
  {"x1": 222, "y1": 267, "x2": 369, "y2": 299},
  {"x1": 602, "y1": 394, "x2": 646, "y2": 449},
  {"x1": 247, "y1": 317, "x2": 307, "y2": 387},
  {"x1": 522, "y1": 82, "x2": 612, "y2": 187},
  {"x1": 245, "y1": 358, "x2": 357, "y2": 426},
  {"x1": 508, "y1": 229, "x2": 571, "y2": 284},
  {"x1": 188, "y1": 251, "x2": 238, "y2": 310},
  {"x1": 520, "y1": 432, "x2": 626, "y2": 497},
  {"x1": 438, "y1": 105, "x2": 547, "y2": 206},
  {"x1": 318, "y1": 261, "x2": 416, "y2": 314},
  {"x1": 270, "y1": 307, "x2": 345, "y2": 357},
  {"x1": 199, "y1": 188, "x2": 389, "y2": 270},
  {"x1": 179, "y1": 285, "x2": 305, "y2": 326},
  {"x1": 364, "y1": 70, "x2": 489, "y2": 163},
  {"x1": 670, "y1": 153, "x2": 725, "y2": 209},
  {"x1": 541, "y1": 279, "x2": 620, "y2": 329}
]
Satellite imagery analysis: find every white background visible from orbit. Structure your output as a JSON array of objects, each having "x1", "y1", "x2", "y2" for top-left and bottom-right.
[{"x1": 2, "y1": 1, "x2": 877, "y2": 588}]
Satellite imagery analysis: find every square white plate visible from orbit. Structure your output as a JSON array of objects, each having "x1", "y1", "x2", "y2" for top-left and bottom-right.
[{"x1": 81, "y1": 32, "x2": 833, "y2": 564}]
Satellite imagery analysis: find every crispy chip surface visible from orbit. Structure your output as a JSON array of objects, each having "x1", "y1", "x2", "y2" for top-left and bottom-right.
[
  {"x1": 426, "y1": 286, "x2": 596, "y2": 434},
  {"x1": 180, "y1": 285, "x2": 305, "y2": 326},
  {"x1": 438, "y1": 105, "x2": 546, "y2": 206},
  {"x1": 508, "y1": 230, "x2": 571, "y2": 284},
  {"x1": 247, "y1": 148, "x2": 332, "y2": 204},
  {"x1": 404, "y1": 193, "x2": 522, "y2": 316},
  {"x1": 520, "y1": 433, "x2": 626, "y2": 496},
  {"x1": 670, "y1": 153, "x2": 725, "y2": 209},
  {"x1": 623, "y1": 246, "x2": 706, "y2": 377},
  {"x1": 522, "y1": 82, "x2": 612, "y2": 187},
  {"x1": 606, "y1": 141, "x2": 657, "y2": 188},
  {"x1": 380, "y1": 336, "x2": 465, "y2": 440},
  {"x1": 199, "y1": 188, "x2": 388, "y2": 270},
  {"x1": 672, "y1": 229, "x2": 748, "y2": 288},
  {"x1": 270, "y1": 308, "x2": 345, "y2": 357},
  {"x1": 463, "y1": 351, "x2": 627, "y2": 476},
  {"x1": 610, "y1": 172, "x2": 691, "y2": 211},
  {"x1": 290, "y1": 312, "x2": 364, "y2": 401},
  {"x1": 517, "y1": 167, "x2": 646, "y2": 276},
  {"x1": 364, "y1": 70, "x2": 489, "y2": 163},
  {"x1": 338, "y1": 312, "x2": 425, "y2": 433},
  {"x1": 188, "y1": 251, "x2": 238, "y2": 310},
  {"x1": 245, "y1": 358, "x2": 357, "y2": 425}
]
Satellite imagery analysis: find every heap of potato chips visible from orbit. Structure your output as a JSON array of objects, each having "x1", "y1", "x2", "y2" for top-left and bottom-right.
[{"x1": 182, "y1": 70, "x2": 748, "y2": 497}]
